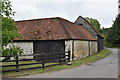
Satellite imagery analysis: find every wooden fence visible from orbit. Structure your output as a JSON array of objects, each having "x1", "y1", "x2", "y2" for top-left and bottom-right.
[{"x1": 0, "y1": 50, "x2": 71, "y2": 73}]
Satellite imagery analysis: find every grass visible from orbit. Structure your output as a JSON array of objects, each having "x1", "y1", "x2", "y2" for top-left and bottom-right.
[
  {"x1": 105, "y1": 46, "x2": 120, "y2": 49},
  {"x1": 112, "y1": 47, "x2": 120, "y2": 49},
  {"x1": 1, "y1": 49, "x2": 111, "y2": 78}
]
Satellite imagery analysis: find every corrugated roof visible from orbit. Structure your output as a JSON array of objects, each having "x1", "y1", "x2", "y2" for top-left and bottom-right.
[{"x1": 16, "y1": 17, "x2": 97, "y2": 41}]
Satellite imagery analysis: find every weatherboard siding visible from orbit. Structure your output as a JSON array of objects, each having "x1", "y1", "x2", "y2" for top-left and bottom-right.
[{"x1": 75, "y1": 17, "x2": 97, "y2": 38}]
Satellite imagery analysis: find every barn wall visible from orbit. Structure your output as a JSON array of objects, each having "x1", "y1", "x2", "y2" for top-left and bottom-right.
[
  {"x1": 74, "y1": 40, "x2": 89, "y2": 59},
  {"x1": 14, "y1": 42, "x2": 33, "y2": 59},
  {"x1": 33, "y1": 40, "x2": 65, "y2": 62},
  {"x1": 4, "y1": 42, "x2": 33, "y2": 59},
  {"x1": 98, "y1": 36, "x2": 104, "y2": 52},
  {"x1": 65, "y1": 40, "x2": 98, "y2": 60},
  {"x1": 65, "y1": 40, "x2": 73, "y2": 61},
  {"x1": 90, "y1": 41, "x2": 98, "y2": 55}
]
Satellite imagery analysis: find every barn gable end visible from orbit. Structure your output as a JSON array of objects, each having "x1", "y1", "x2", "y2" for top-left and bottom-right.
[{"x1": 74, "y1": 16, "x2": 104, "y2": 52}]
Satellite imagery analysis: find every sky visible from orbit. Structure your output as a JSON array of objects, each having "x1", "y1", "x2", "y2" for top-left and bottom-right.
[{"x1": 11, "y1": 0, "x2": 118, "y2": 28}]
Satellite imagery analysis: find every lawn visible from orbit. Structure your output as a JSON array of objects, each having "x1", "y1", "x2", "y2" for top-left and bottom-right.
[{"x1": 1, "y1": 49, "x2": 111, "y2": 78}]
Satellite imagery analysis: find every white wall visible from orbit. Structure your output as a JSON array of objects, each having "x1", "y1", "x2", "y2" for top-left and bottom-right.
[
  {"x1": 14, "y1": 42, "x2": 33, "y2": 59},
  {"x1": 14, "y1": 42, "x2": 33, "y2": 54},
  {"x1": 65, "y1": 40, "x2": 98, "y2": 60},
  {"x1": 65, "y1": 40, "x2": 73, "y2": 61},
  {"x1": 74, "y1": 40, "x2": 89, "y2": 59},
  {"x1": 90, "y1": 41, "x2": 98, "y2": 55}
]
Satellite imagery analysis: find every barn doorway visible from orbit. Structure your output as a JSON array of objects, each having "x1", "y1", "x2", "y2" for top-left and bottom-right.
[{"x1": 33, "y1": 40, "x2": 65, "y2": 62}]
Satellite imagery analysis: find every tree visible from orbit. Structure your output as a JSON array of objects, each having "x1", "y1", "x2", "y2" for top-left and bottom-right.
[
  {"x1": 0, "y1": 0, "x2": 23, "y2": 60},
  {"x1": 106, "y1": 14, "x2": 120, "y2": 47},
  {"x1": 85, "y1": 17, "x2": 103, "y2": 34}
]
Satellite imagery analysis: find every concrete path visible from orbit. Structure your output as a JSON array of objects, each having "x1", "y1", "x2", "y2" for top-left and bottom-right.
[{"x1": 18, "y1": 48, "x2": 119, "y2": 78}]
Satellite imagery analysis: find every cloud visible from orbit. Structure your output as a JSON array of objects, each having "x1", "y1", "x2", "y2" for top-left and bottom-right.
[
  {"x1": 11, "y1": 0, "x2": 118, "y2": 28},
  {"x1": 11, "y1": 0, "x2": 116, "y2": 3}
]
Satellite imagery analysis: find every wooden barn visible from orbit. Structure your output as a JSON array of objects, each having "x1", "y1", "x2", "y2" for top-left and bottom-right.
[
  {"x1": 75, "y1": 16, "x2": 104, "y2": 52},
  {"x1": 14, "y1": 17, "x2": 98, "y2": 60}
]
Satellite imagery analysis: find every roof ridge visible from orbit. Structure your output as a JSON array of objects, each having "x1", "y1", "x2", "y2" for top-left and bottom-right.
[{"x1": 16, "y1": 17, "x2": 62, "y2": 22}]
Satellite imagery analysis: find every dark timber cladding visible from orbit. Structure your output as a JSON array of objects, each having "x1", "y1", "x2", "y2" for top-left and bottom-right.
[{"x1": 33, "y1": 40, "x2": 65, "y2": 62}]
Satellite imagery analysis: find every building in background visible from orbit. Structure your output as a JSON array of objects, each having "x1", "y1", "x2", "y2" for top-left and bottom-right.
[{"x1": 75, "y1": 16, "x2": 104, "y2": 52}]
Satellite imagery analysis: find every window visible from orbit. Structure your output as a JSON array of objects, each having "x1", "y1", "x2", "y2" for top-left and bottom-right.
[{"x1": 79, "y1": 24, "x2": 83, "y2": 26}]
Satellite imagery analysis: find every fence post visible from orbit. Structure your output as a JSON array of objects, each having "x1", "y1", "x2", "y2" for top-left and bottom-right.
[
  {"x1": 16, "y1": 55, "x2": 19, "y2": 72},
  {"x1": 67, "y1": 50, "x2": 72, "y2": 65},
  {"x1": 59, "y1": 52, "x2": 62, "y2": 65},
  {"x1": 42, "y1": 52, "x2": 45, "y2": 69}
]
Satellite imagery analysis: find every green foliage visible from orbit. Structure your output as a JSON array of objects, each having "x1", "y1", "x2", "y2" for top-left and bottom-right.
[
  {"x1": 2, "y1": 17, "x2": 17, "y2": 30},
  {"x1": 85, "y1": 17, "x2": 103, "y2": 34},
  {"x1": 106, "y1": 14, "x2": 120, "y2": 47},
  {"x1": 2, "y1": 46, "x2": 23, "y2": 56},
  {"x1": 1, "y1": 0, "x2": 23, "y2": 57},
  {"x1": 2, "y1": 17, "x2": 21, "y2": 46},
  {"x1": 0, "y1": 0, "x2": 15, "y2": 18}
]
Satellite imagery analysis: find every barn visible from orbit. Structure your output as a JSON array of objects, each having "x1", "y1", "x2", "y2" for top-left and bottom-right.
[
  {"x1": 14, "y1": 17, "x2": 98, "y2": 60},
  {"x1": 75, "y1": 16, "x2": 104, "y2": 52}
]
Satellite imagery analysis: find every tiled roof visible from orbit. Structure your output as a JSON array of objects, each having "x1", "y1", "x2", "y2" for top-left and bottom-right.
[{"x1": 16, "y1": 17, "x2": 97, "y2": 41}]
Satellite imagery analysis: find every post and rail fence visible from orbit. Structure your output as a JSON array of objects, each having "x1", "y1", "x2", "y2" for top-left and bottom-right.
[{"x1": 0, "y1": 50, "x2": 71, "y2": 73}]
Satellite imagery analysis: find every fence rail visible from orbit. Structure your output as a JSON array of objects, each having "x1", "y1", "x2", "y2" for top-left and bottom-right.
[{"x1": 0, "y1": 50, "x2": 71, "y2": 73}]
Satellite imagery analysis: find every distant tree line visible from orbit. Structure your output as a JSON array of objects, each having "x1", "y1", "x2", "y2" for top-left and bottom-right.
[
  {"x1": 85, "y1": 15, "x2": 120, "y2": 48},
  {"x1": 104, "y1": 14, "x2": 120, "y2": 47}
]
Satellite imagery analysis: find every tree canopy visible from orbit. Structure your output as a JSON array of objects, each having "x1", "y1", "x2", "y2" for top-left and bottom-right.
[
  {"x1": 106, "y1": 14, "x2": 120, "y2": 47},
  {"x1": 1, "y1": 0, "x2": 23, "y2": 57}
]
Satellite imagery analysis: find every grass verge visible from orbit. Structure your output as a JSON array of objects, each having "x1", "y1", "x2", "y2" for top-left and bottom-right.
[{"x1": 1, "y1": 49, "x2": 111, "y2": 78}]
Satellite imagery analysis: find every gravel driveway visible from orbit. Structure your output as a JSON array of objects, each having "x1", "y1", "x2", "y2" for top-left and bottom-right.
[{"x1": 18, "y1": 48, "x2": 119, "y2": 78}]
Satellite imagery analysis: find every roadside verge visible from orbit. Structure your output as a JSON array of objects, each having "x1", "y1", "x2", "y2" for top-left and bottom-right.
[{"x1": 2, "y1": 49, "x2": 111, "y2": 77}]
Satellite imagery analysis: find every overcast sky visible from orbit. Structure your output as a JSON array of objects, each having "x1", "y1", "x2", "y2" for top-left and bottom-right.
[{"x1": 11, "y1": 0, "x2": 118, "y2": 28}]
